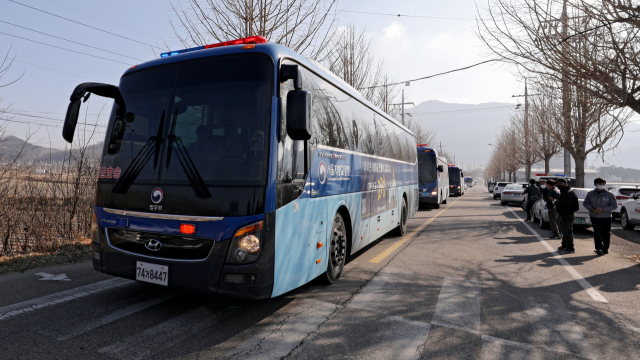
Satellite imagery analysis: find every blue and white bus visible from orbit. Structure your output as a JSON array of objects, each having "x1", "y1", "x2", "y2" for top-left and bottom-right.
[
  {"x1": 62, "y1": 36, "x2": 418, "y2": 299},
  {"x1": 417, "y1": 145, "x2": 448, "y2": 208}
]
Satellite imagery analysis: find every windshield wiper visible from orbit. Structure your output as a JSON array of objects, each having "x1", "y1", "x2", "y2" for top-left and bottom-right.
[
  {"x1": 166, "y1": 134, "x2": 211, "y2": 198},
  {"x1": 112, "y1": 110, "x2": 165, "y2": 194}
]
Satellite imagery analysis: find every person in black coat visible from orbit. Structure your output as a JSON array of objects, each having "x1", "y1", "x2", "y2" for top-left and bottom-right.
[
  {"x1": 554, "y1": 178, "x2": 579, "y2": 253},
  {"x1": 523, "y1": 179, "x2": 541, "y2": 221}
]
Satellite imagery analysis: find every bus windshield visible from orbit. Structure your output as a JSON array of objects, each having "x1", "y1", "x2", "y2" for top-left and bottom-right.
[
  {"x1": 418, "y1": 153, "x2": 437, "y2": 183},
  {"x1": 449, "y1": 168, "x2": 461, "y2": 184},
  {"x1": 102, "y1": 54, "x2": 272, "y2": 192}
]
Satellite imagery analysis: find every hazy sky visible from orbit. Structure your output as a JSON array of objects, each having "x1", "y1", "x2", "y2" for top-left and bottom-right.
[{"x1": 0, "y1": 0, "x2": 637, "y2": 160}]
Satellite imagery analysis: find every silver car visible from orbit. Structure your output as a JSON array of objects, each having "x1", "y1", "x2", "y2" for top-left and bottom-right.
[
  {"x1": 492, "y1": 182, "x2": 513, "y2": 199},
  {"x1": 500, "y1": 184, "x2": 527, "y2": 206},
  {"x1": 531, "y1": 188, "x2": 592, "y2": 229}
]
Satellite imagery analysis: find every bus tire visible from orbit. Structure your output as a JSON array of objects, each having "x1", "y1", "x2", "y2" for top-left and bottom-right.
[
  {"x1": 394, "y1": 197, "x2": 408, "y2": 236},
  {"x1": 433, "y1": 203, "x2": 440, "y2": 209},
  {"x1": 322, "y1": 213, "x2": 347, "y2": 284}
]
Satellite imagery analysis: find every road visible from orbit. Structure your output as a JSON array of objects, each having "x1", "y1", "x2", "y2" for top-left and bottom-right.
[{"x1": 2, "y1": 185, "x2": 640, "y2": 359}]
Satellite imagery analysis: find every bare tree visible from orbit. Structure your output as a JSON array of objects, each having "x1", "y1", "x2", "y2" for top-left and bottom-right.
[
  {"x1": 169, "y1": 0, "x2": 338, "y2": 59},
  {"x1": 404, "y1": 117, "x2": 437, "y2": 145},
  {"x1": 374, "y1": 73, "x2": 400, "y2": 116},
  {"x1": 476, "y1": 0, "x2": 640, "y2": 114},
  {"x1": 529, "y1": 81, "x2": 562, "y2": 173},
  {"x1": 324, "y1": 23, "x2": 384, "y2": 104}
]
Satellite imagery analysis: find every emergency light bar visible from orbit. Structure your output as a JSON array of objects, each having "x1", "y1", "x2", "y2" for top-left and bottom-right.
[
  {"x1": 554, "y1": 174, "x2": 567, "y2": 177},
  {"x1": 416, "y1": 144, "x2": 429, "y2": 147},
  {"x1": 534, "y1": 173, "x2": 547, "y2": 176},
  {"x1": 161, "y1": 36, "x2": 268, "y2": 58}
]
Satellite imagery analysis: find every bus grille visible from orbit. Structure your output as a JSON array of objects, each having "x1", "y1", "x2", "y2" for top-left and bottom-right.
[{"x1": 106, "y1": 229, "x2": 215, "y2": 261}]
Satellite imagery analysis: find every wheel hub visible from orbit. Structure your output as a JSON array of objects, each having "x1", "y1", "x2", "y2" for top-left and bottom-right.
[{"x1": 330, "y1": 228, "x2": 346, "y2": 266}]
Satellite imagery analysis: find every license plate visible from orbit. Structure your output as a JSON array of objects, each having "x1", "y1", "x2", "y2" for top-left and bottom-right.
[
  {"x1": 574, "y1": 218, "x2": 586, "y2": 224},
  {"x1": 136, "y1": 261, "x2": 168, "y2": 286}
]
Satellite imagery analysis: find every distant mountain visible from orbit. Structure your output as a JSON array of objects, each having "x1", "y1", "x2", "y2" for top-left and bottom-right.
[
  {"x1": 403, "y1": 100, "x2": 516, "y2": 168},
  {"x1": 0, "y1": 135, "x2": 103, "y2": 163}
]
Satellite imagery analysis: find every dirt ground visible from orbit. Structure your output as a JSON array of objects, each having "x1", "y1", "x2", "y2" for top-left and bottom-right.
[{"x1": 0, "y1": 239, "x2": 92, "y2": 275}]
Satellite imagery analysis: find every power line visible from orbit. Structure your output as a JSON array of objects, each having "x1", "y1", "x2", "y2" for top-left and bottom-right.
[
  {"x1": 12, "y1": 109, "x2": 104, "y2": 116},
  {"x1": 408, "y1": 105, "x2": 514, "y2": 115},
  {"x1": 439, "y1": 126, "x2": 500, "y2": 139},
  {"x1": 0, "y1": 116, "x2": 106, "y2": 130},
  {"x1": 359, "y1": 59, "x2": 500, "y2": 90},
  {"x1": 337, "y1": 9, "x2": 474, "y2": 20},
  {"x1": 4, "y1": 111, "x2": 107, "y2": 127},
  {"x1": 42, "y1": 0, "x2": 164, "y2": 41},
  {"x1": 0, "y1": 54, "x2": 96, "y2": 80},
  {"x1": 0, "y1": 31, "x2": 134, "y2": 65},
  {"x1": 0, "y1": 19, "x2": 146, "y2": 62},
  {"x1": 8, "y1": 0, "x2": 162, "y2": 50}
]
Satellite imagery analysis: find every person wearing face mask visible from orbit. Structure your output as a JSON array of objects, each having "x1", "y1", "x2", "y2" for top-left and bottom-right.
[
  {"x1": 554, "y1": 178, "x2": 579, "y2": 253},
  {"x1": 583, "y1": 178, "x2": 617, "y2": 256}
]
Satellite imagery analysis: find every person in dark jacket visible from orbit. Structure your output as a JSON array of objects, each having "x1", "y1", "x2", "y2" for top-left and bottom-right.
[
  {"x1": 546, "y1": 179, "x2": 561, "y2": 239},
  {"x1": 540, "y1": 180, "x2": 548, "y2": 201},
  {"x1": 554, "y1": 178, "x2": 579, "y2": 252},
  {"x1": 524, "y1": 179, "x2": 541, "y2": 221},
  {"x1": 583, "y1": 178, "x2": 617, "y2": 255}
]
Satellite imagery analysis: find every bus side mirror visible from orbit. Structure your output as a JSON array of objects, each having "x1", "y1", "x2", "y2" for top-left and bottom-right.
[
  {"x1": 286, "y1": 90, "x2": 312, "y2": 140},
  {"x1": 438, "y1": 165, "x2": 444, "y2": 172},
  {"x1": 63, "y1": 100, "x2": 81, "y2": 143}
]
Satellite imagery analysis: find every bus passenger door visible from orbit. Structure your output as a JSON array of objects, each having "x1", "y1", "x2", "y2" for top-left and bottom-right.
[{"x1": 355, "y1": 191, "x2": 372, "y2": 250}]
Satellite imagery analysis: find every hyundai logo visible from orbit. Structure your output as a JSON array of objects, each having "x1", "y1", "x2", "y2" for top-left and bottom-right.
[{"x1": 144, "y1": 239, "x2": 163, "y2": 251}]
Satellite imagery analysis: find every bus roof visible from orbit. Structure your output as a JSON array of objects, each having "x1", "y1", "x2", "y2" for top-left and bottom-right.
[{"x1": 123, "y1": 41, "x2": 413, "y2": 135}]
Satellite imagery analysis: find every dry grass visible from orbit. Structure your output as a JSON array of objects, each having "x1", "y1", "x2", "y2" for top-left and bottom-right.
[{"x1": 0, "y1": 238, "x2": 92, "y2": 275}]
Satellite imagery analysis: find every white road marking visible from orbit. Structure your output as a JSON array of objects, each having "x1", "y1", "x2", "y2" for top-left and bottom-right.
[
  {"x1": 525, "y1": 292, "x2": 593, "y2": 357},
  {"x1": 35, "y1": 272, "x2": 71, "y2": 281},
  {"x1": 507, "y1": 207, "x2": 608, "y2": 303},
  {"x1": 222, "y1": 299, "x2": 337, "y2": 360},
  {"x1": 0, "y1": 277, "x2": 133, "y2": 321},
  {"x1": 431, "y1": 276, "x2": 482, "y2": 334},
  {"x1": 51, "y1": 292, "x2": 182, "y2": 340},
  {"x1": 98, "y1": 305, "x2": 228, "y2": 360},
  {"x1": 348, "y1": 267, "x2": 407, "y2": 313},
  {"x1": 481, "y1": 335, "x2": 595, "y2": 360}
]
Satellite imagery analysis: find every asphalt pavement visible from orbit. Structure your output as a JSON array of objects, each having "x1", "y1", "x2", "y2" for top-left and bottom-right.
[{"x1": 2, "y1": 185, "x2": 640, "y2": 359}]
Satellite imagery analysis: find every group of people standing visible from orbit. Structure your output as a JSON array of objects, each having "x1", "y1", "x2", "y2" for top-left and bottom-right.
[{"x1": 523, "y1": 177, "x2": 617, "y2": 255}]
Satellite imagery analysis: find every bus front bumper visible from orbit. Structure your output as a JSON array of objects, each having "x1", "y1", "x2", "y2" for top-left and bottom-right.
[
  {"x1": 419, "y1": 192, "x2": 439, "y2": 204},
  {"x1": 91, "y1": 213, "x2": 276, "y2": 300}
]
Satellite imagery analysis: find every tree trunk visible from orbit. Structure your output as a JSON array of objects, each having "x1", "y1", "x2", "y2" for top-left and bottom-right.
[
  {"x1": 574, "y1": 156, "x2": 585, "y2": 188},
  {"x1": 544, "y1": 156, "x2": 551, "y2": 174}
]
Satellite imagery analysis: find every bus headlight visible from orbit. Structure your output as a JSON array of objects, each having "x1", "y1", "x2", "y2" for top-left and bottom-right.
[
  {"x1": 226, "y1": 221, "x2": 263, "y2": 264},
  {"x1": 431, "y1": 187, "x2": 438, "y2": 196}
]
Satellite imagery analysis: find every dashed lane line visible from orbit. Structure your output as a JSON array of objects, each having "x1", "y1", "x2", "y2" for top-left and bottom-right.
[
  {"x1": 507, "y1": 206, "x2": 608, "y2": 303},
  {"x1": 369, "y1": 197, "x2": 462, "y2": 263},
  {"x1": 0, "y1": 277, "x2": 134, "y2": 321}
]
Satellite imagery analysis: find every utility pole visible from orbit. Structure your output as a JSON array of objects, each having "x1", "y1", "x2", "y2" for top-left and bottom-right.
[
  {"x1": 392, "y1": 85, "x2": 415, "y2": 126},
  {"x1": 561, "y1": 0, "x2": 572, "y2": 177},
  {"x1": 524, "y1": 78, "x2": 530, "y2": 181}
]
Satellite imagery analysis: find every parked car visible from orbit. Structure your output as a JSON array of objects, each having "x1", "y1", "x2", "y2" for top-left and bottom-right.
[
  {"x1": 606, "y1": 184, "x2": 640, "y2": 220},
  {"x1": 531, "y1": 188, "x2": 592, "y2": 229},
  {"x1": 620, "y1": 192, "x2": 640, "y2": 230},
  {"x1": 500, "y1": 184, "x2": 528, "y2": 206},
  {"x1": 493, "y1": 182, "x2": 512, "y2": 199}
]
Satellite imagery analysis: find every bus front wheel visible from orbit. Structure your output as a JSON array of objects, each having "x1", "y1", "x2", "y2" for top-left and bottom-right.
[{"x1": 323, "y1": 213, "x2": 347, "y2": 284}]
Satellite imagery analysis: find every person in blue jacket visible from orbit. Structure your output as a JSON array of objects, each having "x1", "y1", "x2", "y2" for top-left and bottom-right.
[{"x1": 583, "y1": 178, "x2": 617, "y2": 256}]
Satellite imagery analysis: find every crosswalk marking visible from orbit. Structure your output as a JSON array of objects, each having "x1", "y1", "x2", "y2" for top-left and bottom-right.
[
  {"x1": 348, "y1": 267, "x2": 407, "y2": 313},
  {"x1": 431, "y1": 276, "x2": 482, "y2": 334},
  {"x1": 525, "y1": 292, "x2": 592, "y2": 356},
  {"x1": 98, "y1": 305, "x2": 229, "y2": 360},
  {"x1": 221, "y1": 299, "x2": 337, "y2": 360},
  {"x1": 49, "y1": 292, "x2": 182, "y2": 340},
  {"x1": 0, "y1": 277, "x2": 133, "y2": 321}
]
